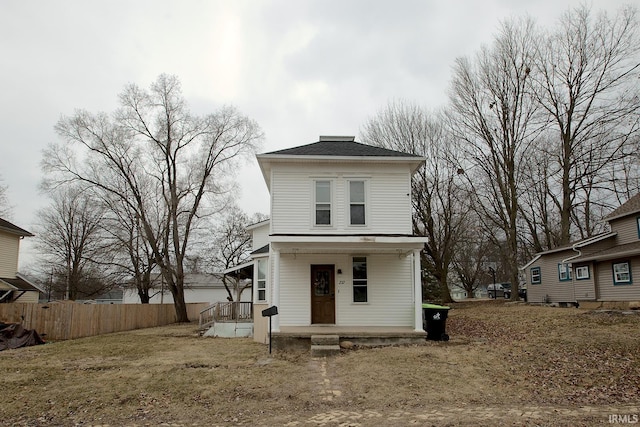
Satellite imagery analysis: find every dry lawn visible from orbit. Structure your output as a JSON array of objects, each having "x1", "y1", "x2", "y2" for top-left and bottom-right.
[{"x1": 1, "y1": 300, "x2": 639, "y2": 426}]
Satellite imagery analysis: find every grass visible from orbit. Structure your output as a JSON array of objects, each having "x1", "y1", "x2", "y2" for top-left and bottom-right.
[{"x1": 1, "y1": 300, "x2": 639, "y2": 426}]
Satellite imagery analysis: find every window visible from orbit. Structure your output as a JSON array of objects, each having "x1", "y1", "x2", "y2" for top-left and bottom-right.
[
  {"x1": 352, "y1": 257, "x2": 368, "y2": 302},
  {"x1": 575, "y1": 265, "x2": 590, "y2": 280},
  {"x1": 315, "y1": 181, "x2": 331, "y2": 226},
  {"x1": 613, "y1": 261, "x2": 632, "y2": 285},
  {"x1": 637, "y1": 217, "x2": 640, "y2": 239},
  {"x1": 558, "y1": 263, "x2": 572, "y2": 281},
  {"x1": 530, "y1": 267, "x2": 541, "y2": 284},
  {"x1": 257, "y1": 259, "x2": 267, "y2": 301},
  {"x1": 349, "y1": 180, "x2": 366, "y2": 225}
]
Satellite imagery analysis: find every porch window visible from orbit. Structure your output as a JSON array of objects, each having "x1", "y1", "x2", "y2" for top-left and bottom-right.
[
  {"x1": 530, "y1": 267, "x2": 541, "y2": 284},
  {"x1": 257, "y1": 259, "x2": 267, "y2": 302},
  {"x1": 613, "y1": 261, "x2": 632, "y2": 285},
  {"x1": 558, "y1": 263, "x2": 572, "y2": 282},
  {"x1": 352, "y1": 257, "x2": 368, "y2": 302},
  {"x1": 575, "y1": 265, "x2": 590, "y2": 280},
  {"x1": 315, "y1": 180, "x2": 331, "y2": 226},
  {"x1": 349, "y1": 180, "x2": 366, "y2": 225}
]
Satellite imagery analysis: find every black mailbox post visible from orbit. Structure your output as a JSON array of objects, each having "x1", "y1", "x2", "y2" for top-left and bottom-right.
[{"x1": 261, "y1": 306, "x2": 278, "y2": 354}]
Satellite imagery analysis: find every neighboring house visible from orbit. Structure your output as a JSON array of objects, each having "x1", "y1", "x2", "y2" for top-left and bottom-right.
[
  {"x1": 122, "y1": 273, "x2": 252, "y2": 305},
  {"x1": 240, "y1": 136, "x2": 429, "y2": 348},
  {"x1": 0, "y1": 218, "x2": 42, "y2": 303},
  {"x1": 522, "y1": 193, "x2": 640, "y2": 307}
]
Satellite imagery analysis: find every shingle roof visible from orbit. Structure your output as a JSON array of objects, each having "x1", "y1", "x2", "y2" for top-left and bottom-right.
[
  {"x1": 0, "y1": 218, "x2": 33, "y2": 237},
  {"x1": 605, "y1": 193, "x2": 640, "y2": 221},
  {"x1": 263, "y1": 139, "x2": 422, "y2": 158},
  {"x1": 251, "y1": 244, "x2": 270, "y2": 255}
]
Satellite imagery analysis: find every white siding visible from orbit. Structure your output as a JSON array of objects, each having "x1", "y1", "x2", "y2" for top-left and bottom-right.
[
  {"x1": 276, "y1": 253, "x2": 414, "y2": 328},
  {"x1": 270, "y1": 163, "x2": 413, "y2": 235},
  {"x1": 338, "y1": 254, "x2": 413, "y2": 326},
  {"x1": 0, "y1": 232, "x2": 20, "y2": 277},
  {"x1": 251, "y1": 223, "x2": 270, "y2": 251}
]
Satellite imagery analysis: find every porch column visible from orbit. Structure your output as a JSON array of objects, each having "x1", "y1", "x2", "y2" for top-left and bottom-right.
[
  {"x1": 413, "y1": 249, "x2": 423, "y2": 332},
  {"x1": 272, "y1": 249, "x2": 281, "y2": 332}
]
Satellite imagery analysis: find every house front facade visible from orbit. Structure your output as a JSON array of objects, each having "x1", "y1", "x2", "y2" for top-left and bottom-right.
[
  {"x1": 250, "y1": 136, "x2": 428, "y2": 346},
  {"x1": 523, "y1": 193, "x2": 640, "y2": 307},
  {"x1": 0, "y1": 218, "x2": 42, "y2": 303}
]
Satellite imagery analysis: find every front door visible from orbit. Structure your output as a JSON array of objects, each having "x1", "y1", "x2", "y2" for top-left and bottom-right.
[{"x1": 311, "y1": 264, "x2": 335, "y2": 324}]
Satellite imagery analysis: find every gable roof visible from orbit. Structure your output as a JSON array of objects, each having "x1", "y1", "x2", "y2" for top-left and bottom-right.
[
  {"x1": 263, "y1": 137, "x2": 423, "y2": 158},
  {"x1": 0, "y1": 218, "x2": 34, "y2": 237},
  {"x1": 605, "y1": 193, "x2": 640, "y2": 221}
]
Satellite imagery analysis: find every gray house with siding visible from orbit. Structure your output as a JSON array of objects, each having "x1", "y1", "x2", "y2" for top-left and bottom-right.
[{"x1": 523, "y1": 194, "x2": 640, "y2": 307}]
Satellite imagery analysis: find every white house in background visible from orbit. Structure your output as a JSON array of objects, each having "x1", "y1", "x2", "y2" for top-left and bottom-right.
[
  {"x1": 246, "y1": 136, "x2": 429, "y2": 349},
  {"x1": 0, "y1": 218, "x2": 42, "y2": 303},
  {"x1": 122, "y1": 273, "x2": 252, "y2": 305}
]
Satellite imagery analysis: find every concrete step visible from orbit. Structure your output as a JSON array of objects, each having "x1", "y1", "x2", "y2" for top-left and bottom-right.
[
  {"x1": 310, "y1": 344, "x2": 341, "y2": 357},
  {"x1": 311, "y1": 334, "x2": 339, "y2": 346}
]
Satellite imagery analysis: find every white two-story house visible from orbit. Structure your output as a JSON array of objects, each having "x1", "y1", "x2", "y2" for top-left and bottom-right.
[{"x1": 249, "y1": 136, "x2": 428, "y2": 348}]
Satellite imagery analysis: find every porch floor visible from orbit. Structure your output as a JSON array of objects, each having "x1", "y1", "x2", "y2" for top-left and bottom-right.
[{"x1": 272, "y1": 326, "x2": 426, "y2": 351}]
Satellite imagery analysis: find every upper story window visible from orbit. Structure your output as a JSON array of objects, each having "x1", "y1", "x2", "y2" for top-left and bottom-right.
[
  {"x1": 315, "y1": 180, "x2": 331, "y2": 226},
  {"x1": 349, "y1": 180, "x2": 366, "y2": 226},
  {"x1": 558, "y1": 263, "x2": 572, "y2": 282},
  {"x1": 637, "y1": 216, "x2": 640, "y2": 239}
]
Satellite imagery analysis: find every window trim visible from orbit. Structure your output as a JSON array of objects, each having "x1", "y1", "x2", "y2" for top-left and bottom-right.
[
  {"x1": 575, "y1": 265, "x2": 590, "y2": 281},
  {"x1": 637, "y1": 216, "x2": 640, "y2": 239},
  {"x1": 348, "y1": 179, "x2": 367, "y2": 227},
  {"x1": 314, "y1": 180, "x2": 332, "y2": 227},
  {"x1": 256, "y1": 258, "x2": 267, "y2": 302},
  {"x1": 352, "y1": 256, "x2": 368, "y2": 303},
  {"x1": 612, "y1": 261, "x2": 632, "y2": 285},
  {"x1": 530, "y1": 267, "x2": 541, "y2": 285},
  {"x1": 558, "y1": 263, "x2": 572, "y2": 282}
]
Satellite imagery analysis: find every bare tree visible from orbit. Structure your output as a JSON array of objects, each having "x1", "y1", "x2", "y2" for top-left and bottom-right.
[
  {"x1": 532, "y1": 5, "x2": 640, "y2": 243},
  {"x1": 361, "y1": 101, "x2": 468, "y2": 303},
  {"x1": 100, "y1": 193, "x2": 161, "y2": 304},
  {"x1": 449, "y1": 17, "x2": 542, "y2": 300},
  {"x1": 35, "y1": 186, "x2": 116, "y2": 300},
  {"x1": 42, "y1": 75, "x2": 263, "y2": 321},
  {"x1": 0, "y1": 176, "x2": 11, "y2": 218}
]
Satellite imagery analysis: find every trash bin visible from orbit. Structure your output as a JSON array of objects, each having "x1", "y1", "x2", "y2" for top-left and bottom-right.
[{"x1": 422, "y1": 303, "x2": 450, "y2": 341}]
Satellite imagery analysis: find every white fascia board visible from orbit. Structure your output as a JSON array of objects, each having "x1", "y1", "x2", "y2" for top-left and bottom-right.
[
  {"x1": 519, "y1": 254, "x2": 541, "y2": 271},
  {"x1": 270, "y1": 235, "x2": 428, "y2": 244},
  {"x1": 246, "y1": 219, "x2": 270, "y2": 231}
]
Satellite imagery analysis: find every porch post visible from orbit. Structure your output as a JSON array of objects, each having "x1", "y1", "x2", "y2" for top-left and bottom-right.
[
  {"x1": 413, "y1": 249, "x2": 423, "y2": 332},
  {"x1": 272, "y1": 249, "x2": 281, "y2": 332}
]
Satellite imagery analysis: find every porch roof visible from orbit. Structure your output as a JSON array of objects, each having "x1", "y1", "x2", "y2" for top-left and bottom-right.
[
  {"x1": 573, "y1": 241, "x2": 640, "y2": 263},
  {"x1": 270, "y1": 234, "x2": 427, "y2": 254}
]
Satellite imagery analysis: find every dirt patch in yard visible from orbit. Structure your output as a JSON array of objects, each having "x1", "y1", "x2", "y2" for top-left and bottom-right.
[{"x1": 1, "y1": 301, "x2": 639, "y2": 426}]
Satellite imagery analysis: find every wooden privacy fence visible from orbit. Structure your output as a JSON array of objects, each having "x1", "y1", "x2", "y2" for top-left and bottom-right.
[{"x1": 0, "y1": 303, "x2": 208, "y2": 341}]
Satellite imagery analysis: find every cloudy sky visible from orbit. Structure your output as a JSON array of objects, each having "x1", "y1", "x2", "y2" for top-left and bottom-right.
[{"x1": 0, "y1": 0, "x2": 632, "y2": 269}]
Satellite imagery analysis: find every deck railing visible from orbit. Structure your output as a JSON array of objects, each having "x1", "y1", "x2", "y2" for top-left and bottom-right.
[{"x1": 198, "y1": 301, "x2": 253, "y2": 331}]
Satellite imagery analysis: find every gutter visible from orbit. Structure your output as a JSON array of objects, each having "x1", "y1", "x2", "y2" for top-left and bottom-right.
[{"x1": 561, "y1": 232, "x2": 617, "y2": 264}]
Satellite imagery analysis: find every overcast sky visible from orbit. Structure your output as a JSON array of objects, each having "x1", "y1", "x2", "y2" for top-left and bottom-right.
[{"x1": 0, "y1": 0, "x2": 632, "y2": 269}]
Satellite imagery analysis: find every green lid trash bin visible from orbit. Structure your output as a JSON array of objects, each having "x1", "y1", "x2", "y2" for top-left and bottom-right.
[{"x1": 422, "y1": 303, "x2": 450, "y2": 341}]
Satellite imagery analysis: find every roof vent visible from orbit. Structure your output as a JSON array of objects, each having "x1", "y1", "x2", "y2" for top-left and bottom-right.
[{"x1": 319, "y1": 135, "x2": 355, "y2": 142}]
